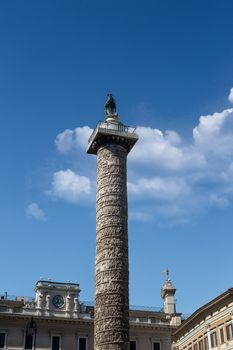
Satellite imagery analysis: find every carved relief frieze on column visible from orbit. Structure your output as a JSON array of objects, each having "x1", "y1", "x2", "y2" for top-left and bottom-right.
[{"x1": 95, "y1": 144, "x2": 129, "y2": 350}]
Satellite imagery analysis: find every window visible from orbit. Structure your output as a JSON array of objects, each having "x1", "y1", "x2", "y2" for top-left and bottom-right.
[
  {"x1": 0, "y1": 333, "x2": 6, "y2": 349},
  {"x1": 219, "y1": 327, "x2": 225, "y2": 344},
  {"x1": 204, "y1": 336, "x2": 209, "y2": 350},
  {"x1": 130, "y1": 341, "x2": 137, "y2": 350},
  {"x1": 51, "y1": 336, "x2": 60, "y2": 350},
  {"x1": 0, "y1": 306, "x2": 7, "y2": 312},
  {"x1": 151, "y1": 318, "x2": 159, "y2": 324},
  {"x1": 199, "y1": 339, "x2": 204, "y2": 350},
  {"x1": 153, "y1": 342, "x2": 160, "y2": 350},
  {"x1": 226, "y1": 323, "x2": 233, "y2": 341},
  {"x1": 210, "y1": 332, "x2": 218, "y2": 348},
  {"x1": 78, "y1": 337, "x2": 87, "y2": 350},
  {"x1": 194, "y1": 343, "x2": 198, "y2": 350},
  {"x1": 13, "y1": 307, "x2": 22, "y2": 313},
  {"x1": 25, "y1": 334, "x2": 33, "y2": 349}
]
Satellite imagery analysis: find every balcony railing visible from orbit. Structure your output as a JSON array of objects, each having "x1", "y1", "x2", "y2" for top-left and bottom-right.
[
  {"x1": 0, "y1": 294, "x2": 34, "y2": 302},
  {"x1": 88, "y1": 121, "x2": 137, "y2": 143}
]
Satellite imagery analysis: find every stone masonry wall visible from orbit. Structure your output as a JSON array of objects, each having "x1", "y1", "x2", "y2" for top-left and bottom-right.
[{"x1": 95, "y1": 143, "x2": 129, "y2": 350}]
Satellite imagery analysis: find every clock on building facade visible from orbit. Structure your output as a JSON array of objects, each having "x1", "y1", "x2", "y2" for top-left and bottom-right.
[{"x1": 52, "y1": 295, "x2": 64, "y2": 308}]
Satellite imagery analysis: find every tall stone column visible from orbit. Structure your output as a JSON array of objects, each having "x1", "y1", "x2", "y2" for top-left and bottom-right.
[{"x1": 87, "y1": 94, "x2": 138, "y2": 350}]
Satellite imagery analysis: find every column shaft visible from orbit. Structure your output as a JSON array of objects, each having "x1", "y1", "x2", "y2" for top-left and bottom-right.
[{"x1": 95, "y1": 143, "x2": 129, "y2": 350}]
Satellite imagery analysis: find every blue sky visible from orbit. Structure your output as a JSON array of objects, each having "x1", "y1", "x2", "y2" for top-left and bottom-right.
[{"x1": 1, "y1": 0, "x2": 233, "y2": 314}]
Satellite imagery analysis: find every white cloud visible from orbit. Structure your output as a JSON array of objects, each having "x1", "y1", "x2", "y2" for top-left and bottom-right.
[
  {"x1": 26, "y1": 203, "x2": 47, "y2": 222},
  {"x1": 74, "y1": 126, "x2": 93, "y2": 148},
  {"x1": 228, "y1": 87, "x2": 233, "y2": 104},
  {"x1": 51, "y1": 89, "x2": 233, "y2": 222},
  {"x1": 128, "y1": 177, "x2": 190, "y2": 200},
  {"x1": 193, "y1": 108, "x2": 233, "y2": 158},
  {"x1": 208, "y1": 194, "x2": 229, "y2": 208},
  {"x1": 129, "y1": 126, "x2": 205, "y2": 171},
  {"x1": 48, "y1": 169, "x2": 92, "y2": 203},
  {"x1": 55, "y1": 126, "x2": 93, "y2": 153},
  {"x1": 55, "y1": 129, "x2": 74, "y2": 153}
]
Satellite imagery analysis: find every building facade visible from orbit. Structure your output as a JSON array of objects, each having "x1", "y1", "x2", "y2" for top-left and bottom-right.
[
  {"x1": 173, "y1": 289, "x2": 233, "y2": 350},
  {"x1": 0, "y1": 278, "x2": 181, "y2": 350}
]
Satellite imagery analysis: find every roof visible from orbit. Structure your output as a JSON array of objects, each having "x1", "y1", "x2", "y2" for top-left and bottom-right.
[{"x1": 173, "y1": 288, "x2": 233, "y2": 339}]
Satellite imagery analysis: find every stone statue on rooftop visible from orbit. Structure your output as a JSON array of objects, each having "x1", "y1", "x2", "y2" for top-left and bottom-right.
[
  {"x1": 162, "y1": 268, "x2": 170, "y2": 281},
  {"x1": 105, "y1": 93, "x2": 117, "y2": 116}
]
